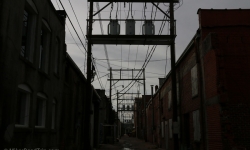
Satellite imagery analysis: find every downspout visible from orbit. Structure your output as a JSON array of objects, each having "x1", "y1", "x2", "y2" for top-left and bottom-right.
[{"x1": 195, "y1": 30, "x2": 207, "y2": 150}]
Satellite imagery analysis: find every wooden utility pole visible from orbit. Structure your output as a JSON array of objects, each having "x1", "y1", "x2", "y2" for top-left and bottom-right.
[
  {"x1": 85, "y1": 1, "x2": 93, "y2": 149},
  {"x1": 170, "y1": 0, "x2": 179, "y2": 150}
]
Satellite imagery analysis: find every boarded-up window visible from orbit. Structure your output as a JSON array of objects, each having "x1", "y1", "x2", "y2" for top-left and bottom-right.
[
  {"x1": 168, "y1": 90, "x2": 172, "y2": 109},
  {"x1": 169, "y1": 119, "x2": 172, "y2": 138},
  {"x1": 191, "y1": 65, "x2": 198, "y2": 97},
  {"x1": 193, "y1": 110, "x2": 201, "y2": 141}
]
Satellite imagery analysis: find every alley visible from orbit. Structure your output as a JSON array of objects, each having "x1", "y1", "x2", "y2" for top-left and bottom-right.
[{"x1": 97, "y1": 134, "x2": 164, "y2": 150}]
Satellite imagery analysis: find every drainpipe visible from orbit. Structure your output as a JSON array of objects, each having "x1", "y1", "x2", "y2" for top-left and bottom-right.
[{"x1": 195, "y1": 30, "x2": 207, "y2": 150}]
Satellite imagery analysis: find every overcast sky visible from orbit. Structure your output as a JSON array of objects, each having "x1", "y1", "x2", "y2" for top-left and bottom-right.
[{"x1": 51, "y1": 0, "x2": 250, "y2": 110}]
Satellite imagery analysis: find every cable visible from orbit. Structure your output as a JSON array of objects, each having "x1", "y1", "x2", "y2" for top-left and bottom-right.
[
  {"x1": 68, "y1": 0, "x2": 87, "y2": 44},
  {"x1": 113, "y1": 13, "x2": 169, "y2": 99},
  {"x1": 134, "y1": 6, "x2": 145, "y2": 68},
  {"x1": 96, "y1": 58, "x2": 167, "y2": 62},
  {"x1": 127, "y1": 2, "x2": 130, "y2": 19},
  {"x1": 93, "y1": 61, "x2": 104, "y2": 89},
  {"x1": 96, "y1": 3, "x2": 110, "y2": 68},
  {"x1": 116, "y1": 2, "x2": 119, "y2": 19},
  {"x1": 130, "y1": 3, "x2": 133, "y2": 19},
  {"x1": 56, "y1": 0, "x2": 61, "y2": 9},
  {"x1": 66, "y1": 24, "x2": 86, "y2": 56},
  {"x1": 58, "y1": 0, "x2": 87, "y2": 53},
  {"x1": 93, "y1": 73, "x2": 109, "y2": 81},
  {"x1": 110, "y1": 2, "x2": 113, "y2": 19}
]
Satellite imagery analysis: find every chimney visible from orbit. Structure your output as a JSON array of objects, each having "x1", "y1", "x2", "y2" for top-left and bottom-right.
[
  {"x1": 57, "y1": 10, "x2": 67, "y2": 24},
  {"x1": 151, "y1": 85, "x2": 154, "y2": 98},
  {"x1": 159, "y1": 78, "x2": 165, "y2": 87},
  {"x1": 155, "y1": 85, "x2": 158, "y2": 93}
]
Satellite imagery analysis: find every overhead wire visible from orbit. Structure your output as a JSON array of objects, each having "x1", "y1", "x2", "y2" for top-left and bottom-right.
[
  {"x1": 96, "y1": 2, "x2": 110, "y2": 68},
  {"x1": 58, "y1": 0, "x2": 106, "y2": 89},
  {"x1": 58, "y1": 0, "x2": 87, "y2": 53},
  {"x1": 113, "y1": 4, "x2": 170, "y2": 98},
  {"x1": 68, "y1": 0, "x2": 88, "y2": 44},
  {"x1": 134, "y1": 6, "x2": 145, "y2": 68}
]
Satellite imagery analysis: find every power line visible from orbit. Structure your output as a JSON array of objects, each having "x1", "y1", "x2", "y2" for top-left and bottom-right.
[
  {"x1": 96, "y1": 2, "x2": 111, "y2": 69},
  {"x1": 66, "y1": 24, "x2": 86, "y2": 56},
  {"x1": 68, "y1": 0, "x2": 88, "y2": 43},
  {"x1": 58, "y1": 0, "x2": 87, "y2": 53}
]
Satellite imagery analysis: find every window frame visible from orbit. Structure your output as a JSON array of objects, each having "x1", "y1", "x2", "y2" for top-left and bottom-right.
[
  {"x1": 191, "y1": 64, "x2": 198, "y2": 97},
  {"x1": 20, "y1": 0, "x2": 38, "y2": 63},
  {"x1": 15, "y1": 84, "x2": 32, "y2": 128},
  {"x1": 39, "y1": 19, "x2": 51, "y2": 74},
  {"x1": 54, "y1": 38, "x2": 60, "y2": 75},
  {"x1": 51, "y1": 99, "x2": 56, "y2": 129},
  {"x1": 168, "y1": 90, "x2": 172, "y2": 110},
  {"x1": 193, "y1": 110, "x2": 201, "y2": 141},
  {"x1": 35, "y1": 92, "x2": 47, "y2": 128}
]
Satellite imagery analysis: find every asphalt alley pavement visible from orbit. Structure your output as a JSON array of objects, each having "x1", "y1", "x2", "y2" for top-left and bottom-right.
[{"x1": 97, "y1": 134, "x2": 165, "y2": 150}]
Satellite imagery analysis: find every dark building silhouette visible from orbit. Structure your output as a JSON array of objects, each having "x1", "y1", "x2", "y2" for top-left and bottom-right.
[
  {"x1": 135, "y1": 9, "x2": 250, "y2": 150},
  {"x1": 0, "y1": 0, "x2": 114, "y2": 149}
]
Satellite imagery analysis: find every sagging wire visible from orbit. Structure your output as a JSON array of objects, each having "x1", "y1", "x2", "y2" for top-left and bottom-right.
[
  {"x1": 116, "y1": 2, "x2": 119, "y2": 19},
  {"x1": 130, "y1": 2, "x2": 133, "y2": 19},
  {"x1": 127, "y1": 2, "x2": 130, "y2": 19},
  {"x1": 110, "y1": 2, "x2": 113, "y2": 19},
  {"x1": 153, "y1": 3, "x2": 159, "y2": 23},
  {"x1": 151, "y1": 3, "x2": 154, "y2": 19}
]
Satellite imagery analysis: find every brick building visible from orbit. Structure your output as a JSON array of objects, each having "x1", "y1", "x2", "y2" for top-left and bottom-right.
[
  {"x1": 0, "y1": 0, "x2": 113, "y2": 149},
  {"x1": 134, "y1": 95, "x2": 151, "y2": 140},
  {"x1": 144, "y1": 9, "x2": 250, "y2": 150}
]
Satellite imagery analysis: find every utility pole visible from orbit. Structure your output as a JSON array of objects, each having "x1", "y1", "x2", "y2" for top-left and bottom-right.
[
  {"x1": 110, "y1": 67, "x2": 112, "y2": 102},
  {"x1": 85, "y1": 0, "x2": 93, "y2": 149},
  {"x1": 151, "y1": 85, "x2": 154, "y2": 130},
  {"x1": 170, "y1": 0, "x2": 179, "y2": 149},
  {"x1": 117, "y1": 90, "x2": 119, "y2": 139},
  {"x1": 143, "y1": 68, "x2": 147, "y2": 142}
]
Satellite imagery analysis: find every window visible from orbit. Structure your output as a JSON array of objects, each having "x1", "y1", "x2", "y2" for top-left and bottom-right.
[
  {"x1": 161, "y1": 121, "x2": 164, "y2": 138},
  {"x1": 39, "y1": 19, "x2": 51, "y2": 73},
  {"x1": 169, "y1": 119, "x2": 172, "y2": 138},
  {"x1": 191, "y1": 65, "x2": 198, "y2": 97},
  {"x1": 54, "y1": 38, "x2": 60, "y2": 75},
  {"x1": 176, "y1": 82, "x2": 180, "y2": 105},
  {"x1": 20, "y1": 0, "x2": 37, "y2": 62},
  {"x1": 193, "y1": 110, "x2": 201, "y2": 141},
  {"x1": 15, "y1": 84, "x2": 31, "y2": 127},
  {"x1": 36, "y1": 92, "x2": 47, "y2": 127},
  {"x1": 51, "y1": 99, "x2": 56, "y2": 129},
  {"x1": 160, "y1": 98, "x2": 163, "y2": 114},
  {"x1": 168, "y1": 90, "x2": 172, "y2": 109},
  {"x1": 21, "y1": 10, "x2": 29, "y2": 57}
]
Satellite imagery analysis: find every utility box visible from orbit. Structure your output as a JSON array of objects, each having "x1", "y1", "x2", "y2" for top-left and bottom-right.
[
  {"x1": 142, "y1": 20, "x2": 155, "y2": 35},
  {"x1": 126, "y1": 19, "x2": 135, "y2": 35},
  {"x1": 108, "y1": 20, "x2": 120, "y2": 35}
]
